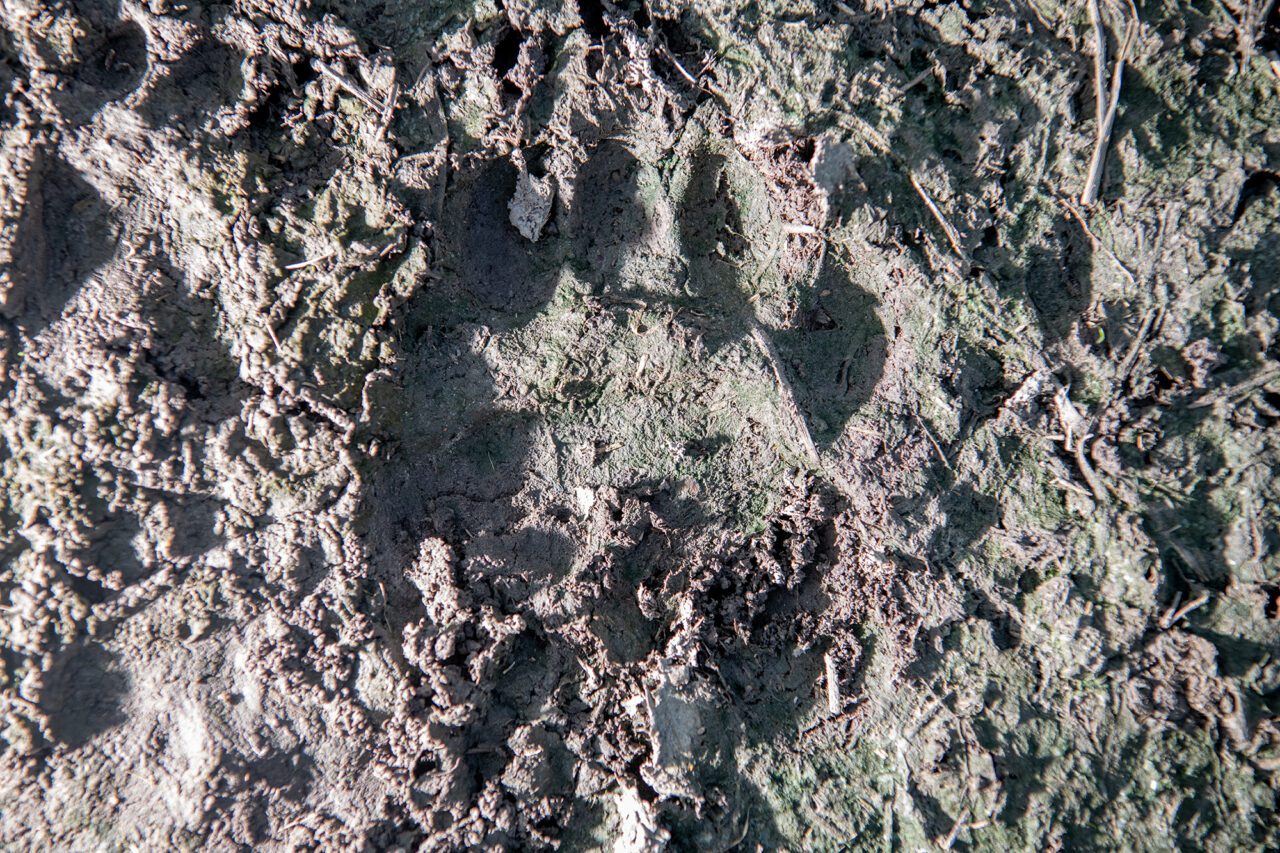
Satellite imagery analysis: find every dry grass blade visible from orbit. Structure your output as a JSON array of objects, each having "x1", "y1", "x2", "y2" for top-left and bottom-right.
[{"x1": 749, "y1": 324, "x2": 822, "y2": 469}]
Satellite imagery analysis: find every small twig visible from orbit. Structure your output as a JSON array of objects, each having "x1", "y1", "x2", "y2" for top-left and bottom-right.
[
  {"x1": 1239, "y1": 0, "x2": 1278, "y2": 61},
  {"x1": 940, "y1": 807, "x2": 971, "y2": 850},
  {"x1": 1081, "y1": 0, "x2": 1111, "y2": 206},
  {"x1": 1080, "y1": 0, "x2": 1140, "y2": 205},
  {"x1": 1159, "y1": 589, "x2": 1209, "y2": 628},
  {"x1": 914, "y1": 409, "x2": 953, "y2": 473},
  {"x1": 1053, "y1": 383, "x2": 1108, "y2": 503},
  {"x1": 1088, "y1": 0, "x2": 1108, "y2": 141},
  {"x1": 799, "y1": 701, "x2": 866, "y2": 741},
  {"x1": 1189, "y1": 364, "x2": 1280, "y2": 408},
  {"x1": 824, "y1": 652, "x2": 841, "y2": 715},
  {"x1": 409, "y1": 61, "x2": 437, "y2": 100},
  {"x1": 1053, "y1": 473, "x2": 1092, "y2": 498},
  {"x1": 749, "y1": 323, "x2": 858, "y2": 499},
  {"x1": 781, "y1": 221, "x2": 818, "y2": 235},
  {"x1": 836, "y1": 113, "x2": 892, "y2": 155},
  {"x1": 1115, "y1": 303, "x2": 1162, "y2": 387},
  {"x1": 1074, "y1": 438, "x2": 1108, "y2": 504},
  {"x1": 312, "y1": 58, "x2": 385, "y2": 113},
  {"x1": 902, "y1": 67, "x2": 933, "y2": 93},
  {"x1": 657, "y1": 44, "x2": 700, "y2": 87},
  {"x1": 1082, "y1": 205, "x2": 1174, "y2": 443},
  {"x1": 909, "y1": 173, "x2": 967, "y2": 261},
  {"x1": 1056, "y1": 193, "x2": 1138, "y2": 289},
  {"x1": 377, "y1": 81, "x2": 400, "y2": 138},
  {"x1": 713, "y1": 806, "x2": 752, "y2": 853},
  {"x1": 840, "y1": 112, "x2": 973, "y2": 266},
  {"x1": 264, "y1": 320, "x2": 282, "y2": 352}
]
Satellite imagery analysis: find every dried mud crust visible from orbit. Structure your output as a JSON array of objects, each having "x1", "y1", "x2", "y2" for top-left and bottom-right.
[{"x1": 1, "y1": 0, "x2": 1279, "y2": 850}]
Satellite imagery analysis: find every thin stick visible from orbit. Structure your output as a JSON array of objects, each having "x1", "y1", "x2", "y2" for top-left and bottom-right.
[
  {"x1": 902, "y1": 68, "x2": 932, "y2": 93},
  {"x1": 749, "y1": 323, "x2": 858, "y2": 499},
  {"x1": 909, "y1": 173, "x2": 966, "y2": 260},
  {"x1": 1081, "y1": 0, "x2": 1110, "y2": 205},
  {"x1": 1088, "y1": 0, "x2": 1108, "y2": 138},
  {"x1": 1080, "y1": 1, "x2": 1139, "y2": 205},
  {"x1": 377, "y1": 81, "x2": 400, "y2": 139},
  {"x1": 1159, "y1": 589, "x2": 1209, "y2": 628},
  {"x1": 1189, "y1": 364, "x2": 1280, "y2": 408},
  {"x1": 657, "y1": 44, "x2": 699, "y2": 87},
  {"x1": 1241, "y1": 0, "x2": 1278, "y2": 60},
  {"x1": 1084, "y1": 205, "x2": 1173, "y2": 437},
  {"x1": 941, "y1": 807, "x2": 971, "y2": 850},
  {"x1": 1075, "y1": 438, "x2": 1108, "y2": 503},
  {"x1": 913, "y1": 409, "x2": 953, "y2": 473},
  {"x1": 312, "y1": 59, "x2": 385, "y2": 113},
  {"x1": 1056, "y1": 192, "x2": 1138, "y2": 288},
  {"x1": 283, "y1": 250, "x2": 336, "y2": 270}
]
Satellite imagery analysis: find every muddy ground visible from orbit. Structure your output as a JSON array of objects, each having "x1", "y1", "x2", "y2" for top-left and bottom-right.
[{"x1": 1, "y1": 0, "x2": 1279, "y2": 849}]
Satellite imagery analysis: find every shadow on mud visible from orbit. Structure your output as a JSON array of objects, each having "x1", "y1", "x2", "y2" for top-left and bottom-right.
[
  {"x1": 3, "y1": 152, "x2": 119, "y2": 332},
  {"x1": 39, "y1": 642, "x2": 129, "y2": 748}
]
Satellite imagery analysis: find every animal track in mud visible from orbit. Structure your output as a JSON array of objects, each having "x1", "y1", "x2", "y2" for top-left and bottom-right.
[{"x1": 344, "y1": 95, "x2": 904, "y2": 840}]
